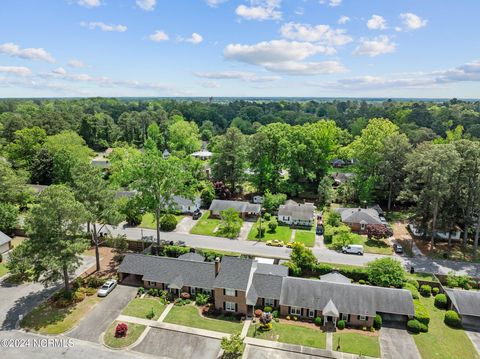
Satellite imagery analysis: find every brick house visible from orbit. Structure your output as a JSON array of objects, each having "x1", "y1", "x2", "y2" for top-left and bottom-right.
[
  {"x1": 335, "y1": 207, "x2": 384, "y2": 233},
  {"x1": 208, "y1": 200, "x2": 261, "y2": 219}
]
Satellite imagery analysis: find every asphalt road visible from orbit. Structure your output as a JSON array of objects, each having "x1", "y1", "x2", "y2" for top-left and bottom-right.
[{"x1": 67, "y1": 284, "x2": 137, "y2": 343}]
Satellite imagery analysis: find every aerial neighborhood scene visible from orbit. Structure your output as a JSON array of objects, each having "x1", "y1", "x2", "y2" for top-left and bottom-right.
[{"x1": 1, "y1": 1, "x2": 480, "y2": 359}]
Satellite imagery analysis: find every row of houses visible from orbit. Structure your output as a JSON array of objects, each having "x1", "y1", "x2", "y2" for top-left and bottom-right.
[{"x1": 119, "y1": 253, "x2": 415, "y2": 327}]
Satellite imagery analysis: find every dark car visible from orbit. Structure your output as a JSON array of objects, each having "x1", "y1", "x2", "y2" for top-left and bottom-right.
[
  {"x1": 192, "y1": 210, "x2": 201, "y2": 220},
  {"x1": 393, "y1": 243, "x2": 404, "y2": 254},
  {"x1": 175, "y1": 240, "x2": 186, "y2": 247}
]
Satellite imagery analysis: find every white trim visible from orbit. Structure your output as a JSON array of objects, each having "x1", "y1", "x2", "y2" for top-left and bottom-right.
[
  {"x1": 308, "y1": 309, "x2": 315, "y2": 318},
  {"x1": 225, "y1": 288, "x2": 236, "y2": 297},
  {"x1": 264, "y1": 298, "x2": 275, "y2": 307},
  {"x1": 342, "y1": 313, "x2": 348, "y2": 321},
  {"x1": 225, "y1": 301, "x2": 236, "y2": 312},
  {"x1": 359, "y1": 315, "x2": 367, "y2": 321},
  {"x1": 290, "y1": 307, "x2": 302, "y2": 316}
]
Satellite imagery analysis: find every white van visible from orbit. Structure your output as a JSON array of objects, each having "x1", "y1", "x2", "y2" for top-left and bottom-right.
[{"x1": 342, "y1": 244, "x2": 364, "y2": 255}]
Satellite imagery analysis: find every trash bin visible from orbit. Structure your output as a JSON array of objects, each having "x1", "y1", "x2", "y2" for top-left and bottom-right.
[{"x1": 410, "y1": 266, "x2": 415, "y2": 274}]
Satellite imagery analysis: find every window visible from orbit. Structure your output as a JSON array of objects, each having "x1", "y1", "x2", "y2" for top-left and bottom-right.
[
  {"x1": 264, "y1": 298, "x2": 275, "y2": 307},
  {"x1": 203, "y1": 289, "x2": 212, "y2": 295},
  {"x1": 190, "y1": 287, "x2": 196, "y2": 295},
  {"x1": 360, "y1": 223, "x2": 366, "y2": 230},
  {"x1": 308, "y1": 309, "x2": 315, "y2": 318},
  {"x1": 290, "y1": 307, "x2": 302, "y2": 316},
  {"x1": 359, "y1": 315, "x2": 367, "y2": 321},
  {"x1": 225, "y1": 301, "x2": 236, "y2": 312},
  {"x1": 148, "y1": 281, "x2": 155, "y2": 287},
  {"x1": 225, "y1": 288, "x2": 236, "y2": 297},
  {"x1": 342, "y1": 313, "x2": 348, "y2": 321}
]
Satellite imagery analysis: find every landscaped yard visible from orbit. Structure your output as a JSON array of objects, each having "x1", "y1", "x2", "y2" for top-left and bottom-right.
[
  {"x1": 248, "y1": 321, "x2": 326, "y2": 349},
  {"x1": 332, "y1": 332, "x2": 380, "y2": 358},
  {"x1": 190, "y1": 212, "x2": 222, "y2": 236},
  {"x1": 21, "y1": 295, "x2": 101, "y2": 334},
  {"x1": 140, "y1": 212, "x2": 185, "y2": 230},
  {"x1": 413, "y1": 296, "x2": 479, "y2": 359},
  {"x1": 327, "y1": 234, "x2": 392, "y2": 255},
  {"x1": 0, "y1": 263, "x2": 9, "y2": 277},
  {"x1": 103, "y1": 321, "x2": 146, "y2": 349},
  {"x1": 164, "y1": 304, "x2": 243, "y2": 334},
  {"x1": 247, "y1": 218, "x2": 292, "y2": 243},
  {"x1": 294, "y1": 229, "x2": 316, "y2": 247},
  {"x1": 122, "y1": 298, "x2": 166, "y2": 320}
]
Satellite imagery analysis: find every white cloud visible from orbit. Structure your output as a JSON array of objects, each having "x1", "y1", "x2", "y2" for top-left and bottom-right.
[
  {"x1": 320, "y1": 0, "x2": 342, "y2": 7},
  {"x1": 200, "y1": 81, "x2": 221, "y2": 88},
  {"x1": 0, "y1": 42, "x2": 55, "y2": 63},
  {"x1": 295, "y1": 7, "x2": 304, "y2": 16},
  {"x1": 52, "y1": 67, "x2": 67, "y2": 75},
  {"x1": 367, "y1": 15, "x2": 387, "y2": 30},
  {"x1": 80, "y1": 21, "x2": 127, "y2": 32},
  {"x1": 78, "y1": 0, "x2": 101, "y2": 8},
  {"x1": 0, "y1": 66, "x2": 31, "y2": 76},
  {"x1": 194, "y1": 71, "x2": 280, "y2": 82},
  {"x1": 136, "y1": 0, "x2": 156, "y2": 11},
  {"x1": 236, "y1": 0, "x2": 282, "y2": 21},
  {"x1": 353, "y1": 36, "x2": 396, "y2": 57},
  {"x1": 180, "y1": 33, "x2": 203, "y2": 44},
  {"x1": 280, "y1": 22, "x2": 352, "y2": 47},
  {"x1": 262, "y1": 61, "x2": 346, "y2": 75},
  {"x1": 400, "y1": 13, "x2": 427, "y2": 30},
  {"x1": 435, "y1": 60, "x2": 480, "y2": 83},
  {"x1": 337, "y1": 16, "x2": 350, "y2": 25},
  {"x1": 206, "y1": 0, "x2": 228, "y2": 7},
  {"x1": 149, "y1": 30, "x2": 169, "y2": 42},
  {"x1": 68, "y1": 59, "x2": 86, "y2": 68}
]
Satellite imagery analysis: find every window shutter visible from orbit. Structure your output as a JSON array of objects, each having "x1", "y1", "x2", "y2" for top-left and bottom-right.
[
  {"x1": 223, "y1": 302, "x2": 226, "y2": 310},
  {"x1": 235, "y1": 303, "x2": 238, "y2": 312},
  {"x1": 235, "y1": 290, "x2": 237, "y2": 297},
  {"x1": 223, "y1": 288, "x2": 225, "y2": 295}
]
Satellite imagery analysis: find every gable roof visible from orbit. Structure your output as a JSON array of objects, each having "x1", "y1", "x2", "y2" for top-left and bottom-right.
[
  {"x1": 280, "y1": 277, "x2": 414, "y2": 317},
  {"x1": 178, "y1": 252, "x2": 205, "y2": 262},
  {"x1": 209, "y1": 200, "x2": 260, "y2": 214},
  {"x1": 246, "y1": 263, "x2": 289, "y2": 305},
  {"x1": 119, "y1": 253, "x2": 215, "y2": 289},
  {"x1": 320, "y1": 272, "x2": 351, "y2": 284},
  {"x1": 336, "y1": 208, "x2": 382, "y2": 225},
  {"x1": 173, "y1": 195, "x2": 201, "y2": 208},
  {"x1": 323, "y1": 299, "x2": 339, "y2": 317},
  {"x1": 278, "y1": 201, "x2": 315, "y2": 221},
  {"x1": 445, "y1": 288, "x2": 480, "y2": 317},
  {"x1": 214, "y1": 256, "x2": 253, "y2": 290},
  {"x1": 0, "y1": 230, "x2": 11, "y2": 247}
]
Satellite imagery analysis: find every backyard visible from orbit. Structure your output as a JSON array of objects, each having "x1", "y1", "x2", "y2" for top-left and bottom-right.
[
  {"x1": 294, "y1": 229, "x2": 316, "y2": 247},
  {"x1": 413, "y1": 296, "x2": 479, "y2": 359},
  {"x1": 247, "y1": 321, "x2": 326, "y2": 349},
  {"x1": 164, "y1": 304, "x2": 243, "y2": 334},
  {"x1": 103, "y1": 321, "x2": 146, "y2": 349},
  {"x1": 122, "y1": 297, "x2": 166, "y2": 320},
  {"x1": 189, "y1": 212, "x2": 222, "y2": 236},
  {"x1": 247, "y1": 217, "x2": 292, "y2": 243},
  {"x1": 332, "y1": 332, "x2": 380, "y2": 358}
]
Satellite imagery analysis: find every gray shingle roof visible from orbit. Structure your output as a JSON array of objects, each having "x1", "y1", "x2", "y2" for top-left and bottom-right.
[
  {"x1": 119, "y1": 253, "x2": 215, "y2": 289},
  {"x1": 178, "y1": 252, "x2": 205, "y2": 262},
  {"x1": 445, "y1": 288, "x2": 480, "y2": 317},
  {"x1": 173, "y1": 195, "x2": 201, "y2": 208},
  {"x1": 280, "y1": 277, "x2": 414, "y2": 317},
  {"x1": 214, "y1": 256, "x2": 253, "y2": 290},
  {"x1": 0, "y1": 230, "x2": 11, "y2": 247},
  {"x1": 336, "y1": 208, "x2": 382, "y2": 225},
  {"x1": 320, "y1": 272, "x2": 352, "y2": 284},
  {"x1": 278, "y1": 201, "x2": 315, "y2": 221},
  {"x1": 246, "y1": 263, "x2": 288, "y2": 305},
  {"x1": 209, "y1": 200, "x2": 260, "y2": 214},
  {"x1": 256, "y1": 263, "x2": 289, "y2": 276}
]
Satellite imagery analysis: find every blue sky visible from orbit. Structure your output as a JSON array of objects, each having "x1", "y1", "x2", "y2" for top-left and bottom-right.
[{"x1": 0, "y1": 0, "x2": 479, "y2": 98}]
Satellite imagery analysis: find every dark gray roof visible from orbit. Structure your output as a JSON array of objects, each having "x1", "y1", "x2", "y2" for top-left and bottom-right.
[
  {"x1": 209, "y1": 200, "x2": 260, "y2": 214},
  {"x1": 173, "y1": 195, "x2": 201, "y2": 207},
  {"x1": 278, "y1": 201, "x2": 315, "y2": 221},
  {"x1": 114, "y1": 190, "x2": 137, "y2": 199},
  {"x1": 280, "y1": 277, "x2": 414, "y2": 317},
  {"x1": 331, "y1": 172, "x2": 355, "y2": 184},
  {"x1": 119, "y1": 254, "x2": 215, "y2": 289},
  {"x1": 178, "y1": 252, "x2": 205, "y2": 262},
  {"x1": 336, "y1": 208, "x2": 382, "y2": 225},
  {"x1": 320, "y1": 272, "x2": 351, "y2": 284},
  {"x1": 256, "y1": 263, "x2": 289, "y2": 277},
  {"x1": 445, "y1": 288, "x2": 480, "y2": 317},
  {"x1": 214, "y1": 256, "x2": 253, "y2": 290},
  {"x1": 249, "y1": 273, "x2": 284, "y2": 304},
  {"x1": 0, "y1": 231, "x2": 11, "y2": 247}
]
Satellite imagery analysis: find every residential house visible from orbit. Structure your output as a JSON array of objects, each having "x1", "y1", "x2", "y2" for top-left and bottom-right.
[
  {"x1": 209, "y1": 200, "x2": 261, "y2": 219},
  {"x1": 331, "y1": 172, "x2": 355, "y2": 187},
  {"x1": 277, "y1": 200, "x2": 315, "y2": 227},
  {"x1": 162, "y1": 149, "x2": 170, "y2": 159},
  {"x1": 335, "y1": 207, "x2": 383, "y2": 233},
  {"x1": 191, "y1": 150, "x2": 212, "y2": 161},
  {"x1": 408, "y1": 223, "x2": 462, "y2": 241},
  {"x1": 172, "y1": 195, "x2": 201, "y2": 214},
  {"x1": 0, "y1": 230, "x2": 12, "y2": 254},
  {"x1": 444, "y1": 288, "x2": 480, "y2": 329}
]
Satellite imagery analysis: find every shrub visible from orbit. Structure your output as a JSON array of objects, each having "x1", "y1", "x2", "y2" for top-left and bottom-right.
[
  {"x1": 180, "y1": 292, "x2": 191, "y2": 300},
  {"x1": 263, "y1": 306, "x2": 273, "y2": 313},
  {"x1": 444, "y1": 310, "x2": 461, "y2": 328},
  {"x1": 195, "y1": 293, "x2": 210, "y2": 306},
  {"x1": 164, "y1": 245, "x2": 189, "y2": 258},
  {"x1": 407, "y1": 319, "x2": 422, "y2": 333},
  {"x1": 286, "y1": 315, "x2": 291, "y2": 320},
  {"x1": 420, "y1": 285, "x2": 432, "y2": 297},
  {"x1": 55, "y1": 298, "x2": 73, "y2": 308},
  {"x1": 73, "y1": 291, "x2": 85, "y2": 303},
  {"x1": 403, "y1": 282, "x2": 420, "y2": 299},
  {"x1": 337, "y1": 320, "x2": 346, "y2": 330},
  {"x1": 147, "y1": 288, "x2": 160, "y2": 297},
  {"x1": 432, "y1": 287, "x2": 439, "y2": 295},
  {"x1": 137, "y1": 287, "x2": 145, "y2": 296},
  {"x1": 314, "y1": 317, "x2": 322, "y2": 326},
  {"x1": 359, "y1": 279, "x2": 366, "y2": 285},
  {"x1": 254, "y1": 309, "x2": 263, "y2": 317},
  {"x1": 115, "y1": 323, "x2": 128, "y2": 338},
  {"x1": 414, "y1": 299, "x2": 430, "y2": 326},
  {"x1": 257, "y1": 227, "x2": 266, "y2": 238},
  {"x1": 86, "y1": 276, "x2": 104, "y2": 288},
  {"x1": 160, "y1": 214, "x2": 178, "y2": 232},
  {"x1": 85, "y1": 287, "x2": 97, "y2": 296},
  {"x1": 314, "y1": 263, "x2": 333, "y2": 275},
  {"x1": 374, "y1": 314, "x2": 382, "y2": 330},
  {"x1": 406, "y1": 278, "x2": 420, "y2": 289},
  {"x1": 272, "y1": 310, "x2": 279, "y2": 318},
  {"x1": 263, "y1": 213, "x2": 271, "y2": 221},
  {"x1": 434, "y1": 294, "x2": 447, "y2": 309},
  {"x1": 146, "y1": 308, "x2": 155, "y2": 320},
  {"x1": 367, "y1": 257, "x2": 406, "y2": 288},
  {"x1": 268, "y1": 219, "x2": 278, "y2": 232},
  {"x1": 339, "y1": 267, "x2": 369, "y2": 282},
  {"x1": 293, "y1": 316, "x2": 298, "y2": 321},
  {"x1": 72, "y1": 277, "x2": 84, "y2": 291}
]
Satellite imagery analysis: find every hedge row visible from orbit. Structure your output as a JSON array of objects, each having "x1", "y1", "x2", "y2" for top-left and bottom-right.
[{"x1": 413, "y1": 299, "x2": 430, "y2": 326}]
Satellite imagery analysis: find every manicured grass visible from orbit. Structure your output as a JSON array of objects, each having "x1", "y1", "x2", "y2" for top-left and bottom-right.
[
  {"x1": 248, "y1": 322, "x2": 326, "y2": 349},
  {"x1": 190, "y1": 212, "x2": 221, "y2": 236},
  {"x1": 122, "y1": 298, "x2": 166, "y2": 320},
  {"x1": 248, "y1": 219, "x2": 292, "y2": 243},
  {"x1": 295, "y1": 229, "x2": 316, "y2": 247},
  {"x1": 405, "y1": 272, "x2": 438, "y2": 283},
  {"x1": 328, "y1": 234, "x2": 393, "y2": 255},
  {"x1": 164, "y1": 304, "x2": 243, "y2": 334},
  {"x1": 332, "y1": 332, "x2": 380, "y2": 358},
  {"x1": 140, "y1": 213, "x2": 185, "y2": 230},
  {"x1": 103, "y1": 321, "x2": 146, "y2": 349},
  {"x1": 21, "y1": 294, "x2": 101, "y2": 334},
  {"x1": 413, "y1": 296, "x2": 479, "y2": 359},
  {"x1": 0, "y1": 263, "x2": 9, "y2": 277}
]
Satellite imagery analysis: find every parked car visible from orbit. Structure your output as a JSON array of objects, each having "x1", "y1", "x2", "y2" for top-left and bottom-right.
[
  {"x1": 342, "y1": 244, "x2": 364, "y2": 255},
  {"x1": 266, "y1": 240, "x2": 284, "y2": 247},
  {"x1": 285, "y1": 241, "x2": 296, "y2": 248},
  {"x1": 393, "y1": 243, "x2": 404, "y2": 254},
  {"x1": 97, "y1": 279, "x2": 117, "y2": 297},
  {"x1": 175, "y1": 240, "x2": 186, "y2": 247},
  {"x1": 192, "y1": 210, "x2": 201, "y2": 220}
]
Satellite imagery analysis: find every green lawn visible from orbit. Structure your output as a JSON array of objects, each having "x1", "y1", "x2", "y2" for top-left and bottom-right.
[
  {"x1": 413, "y1": 296, "x2": 479, "y2": 359},
  {"x1": 164, "y1": 304, "x2": 243, "y2": 334},
  {"x1": 122, "y1": 298, "x2": 166, "y2": 320},
  {"x1": 0, "y1": 263, "x2": 9, "y2": 277},
  {"x1": 103, "y1": 321, "x2": 146, "y2": 349},
  {"x1": 190, "y1": 212, "x2": 222, "y2": 236},
  {"x1": 295, "y1": 229, "x2": 316, "y2": 247},
  {"x1": 248, "y1": 322, "x2": 326, "y2": 349},
  {"x1": 328, "y1": 234, "x2": 393, "y2": 255},
  {"x1": 332, "y1": 332, "x2": 381, "y2": 358},
  {"x1": 140, "y1": 213, "x2": 185, "y2": 230},
  {"x1": 21, "y1": 295, "x2": 102, "y2": 334},
  {"x1": 247, "y1": 219, "x2": 292, "y2": 243}
]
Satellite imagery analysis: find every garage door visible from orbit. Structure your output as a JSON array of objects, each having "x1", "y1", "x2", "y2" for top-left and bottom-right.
[
  {"x1": 462, "y1": 316, "x2": 480, "y2": 331},
  {"x1": 380, "y1": 313, "x2": 408, "y2": 326}
]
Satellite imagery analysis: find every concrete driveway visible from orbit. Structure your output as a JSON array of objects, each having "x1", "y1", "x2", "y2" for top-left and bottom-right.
[
  {"x1": 466, "y1": 330, "x2": 480, "y2": 355},
  {"x1": 132, "y1": 327, "x2": 221, "y2": 359},
  {"x1": 175, "y1": 215, "x2": 198, "y2": 234},
  {"x1": 67, "y1": 284, "x2": 137, "y2": 343},
  {"x1": 380, "y1": 326, "x2": 420, "y2": 359},
  {"x1": 244, "y1": 345, "x2": 321, "y2": 359},
  {"x1": 238, "y1": 221, "x2": 254, "y2": 241}
]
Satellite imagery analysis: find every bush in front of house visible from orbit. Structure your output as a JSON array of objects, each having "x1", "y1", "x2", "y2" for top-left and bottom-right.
[
  {"x1": 403, "y1": 282, "x2": 420, "y2": 299},
  {"x1": 407, "y1": 319, "x2": 422, "y2": 333},
  {"x1": 406, "y1": 278, "x2": 420, "y2": 289},
  {"x1": 314, "y1": 263, "x2": 333, "y2": 275},
  {"x1": 160, "y1": 214, "x2": 178, "y2": 232},
  {"x1": 374, "y1": 314, "x2": 382, "y2": 330},
  {"x1": 263, "y1": 212, "x2": 271, "y2": 221},
  {"x1": 137, "y1": 287, "x2": 145, "y2": 296},
  {"x1": 420, "y1": 285, "x2": 432, "y2": 297},
  {"x1": 86, "y1": 276, "x2": 105, "y2": 288},
  {"x1": 272, "y1": 310, "x2": 279, "y2": 318},
  {"x1": 414, "y1": 299, "x2": 430, "y2": 326},
  {"x1": 164, "y1": 245, "x2": 189, "y2": 258},
  {"x1": 359, "y1": 279, "x2": 366, "y2": 285},
  {"x1": 432, "y1": 287, "x2": 439, "y2": 295},
  {"x1": 444, "y1": 310, "x2": 462, "y2": 328},
  {"x1": 254, "y1": 309, "x2": 263, "y2": 317},
  {"x1": 434, "y1": 294, "x2": 447, "y2": 309},
  {"x1": 195, "y1": 293, "x2": 210, "y2": 306},
  {"x1": 314, "y1": 317, "x2": 322, "y2": 326},
  {"x1": 115, "y1": 323, "x2": 128, "y2": 338},
  {"x1": 263, "y1": 306, "x2": 273, "y2": 313},
  {"x1": 337, "y1": 320, "x2": 346, "y2": 330}
]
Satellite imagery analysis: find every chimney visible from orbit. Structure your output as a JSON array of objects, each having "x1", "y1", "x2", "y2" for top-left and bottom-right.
[{"x1": 214, "y1": 257, "x2": 221, "y2": 275}]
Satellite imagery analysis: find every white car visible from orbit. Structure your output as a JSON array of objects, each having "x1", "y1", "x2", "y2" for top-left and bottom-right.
[
  {"x1": 342, "y1": 244, "x2": 364, "y2": 255},
  {"x1": 97, "y1": 279, "x2": 117, "y2": 297}
]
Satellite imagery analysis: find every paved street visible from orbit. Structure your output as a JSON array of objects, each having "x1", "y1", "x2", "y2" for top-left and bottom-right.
[{"x1": 67, "y1": 284, "x2": 137, "y2": 343}]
